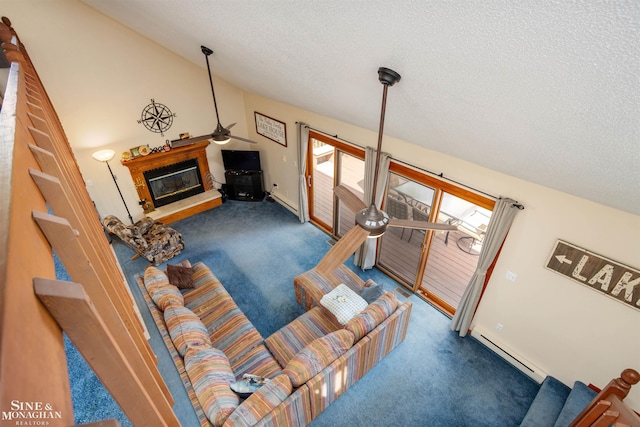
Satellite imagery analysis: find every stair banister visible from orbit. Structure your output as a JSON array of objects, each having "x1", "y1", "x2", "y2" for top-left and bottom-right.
[{"x1": 568, "y1": 368, "x2": 639, "y2": 427}]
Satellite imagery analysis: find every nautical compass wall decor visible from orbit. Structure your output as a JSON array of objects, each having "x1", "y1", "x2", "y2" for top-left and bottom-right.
[{"x1": 137, "y1": 98, "x2": 177, "y2": 136}]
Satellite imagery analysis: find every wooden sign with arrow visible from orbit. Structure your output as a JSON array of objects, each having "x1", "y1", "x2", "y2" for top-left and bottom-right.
[{"x1": 545, "y1": 239, "x2": 640, "y2": 311}]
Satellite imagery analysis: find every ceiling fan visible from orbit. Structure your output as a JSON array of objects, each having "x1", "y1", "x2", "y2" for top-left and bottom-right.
[
  {"x1": 318, "y1": 67, "x2": 458, "y2": 272},
  {"x1": 180, "y1": 45, "x2": 259, "y2": 145}
]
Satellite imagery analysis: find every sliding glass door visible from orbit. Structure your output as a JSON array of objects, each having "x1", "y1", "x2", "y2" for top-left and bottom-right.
[
  {"x1": 377, "y1": 163, "x2": 494, "y2": 315},
  {"x1": 307, "y1": 131, "x2": 365, "y2": 237},
  {"x1": 305, "y1": 131, "x2": 495, "y2": 316}
]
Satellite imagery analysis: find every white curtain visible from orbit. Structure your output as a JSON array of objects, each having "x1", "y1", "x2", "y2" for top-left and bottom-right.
[
  {"x1": 354, "y1": 147, "x2": 390, "y2": 269},
  {"x1": 450, "y1": 197, "x2": 522, "y2": 336},
  {"x1": 297, "y1": 122, "x2": 310, "y2": 223}
]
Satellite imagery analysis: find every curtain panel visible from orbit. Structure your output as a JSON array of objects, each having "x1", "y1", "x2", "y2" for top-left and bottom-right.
[
  {"x1": 450, "y1": 197, "x2": 522, "y2": 336},
  {"x1": 297, "y1": 122, "x2": 310, "y2": 223}
]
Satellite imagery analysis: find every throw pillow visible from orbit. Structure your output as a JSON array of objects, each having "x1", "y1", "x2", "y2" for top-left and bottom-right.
[
  {"x1": 359, "y1": 279, "x2": 384, "y2": 304},
  {"x1": 144, "y1": 266, "x2": 184, "y2": 310},
  {"x1": 344, "y1": 291, "x2": 399, "y2": 341},
  {"x1": 183, "y1": 345, "x2": 239, "y2": 426},
  {"x1": 320, "y1": 284, "x2": 368, "y2": 325},
  {"x1": 283, "y1": 330, "x2": 354, "y2": 387},
  {"x1": 167, "y1": 264, "x2": 194, "y2": 289},
  {"x1": 164, "y1": 305, "x2": 212, "y2": 356}
]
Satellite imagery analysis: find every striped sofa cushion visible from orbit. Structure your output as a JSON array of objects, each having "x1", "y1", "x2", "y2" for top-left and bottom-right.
[
  {"x1": 190, "y1": 261, "x2": 224, "y2": 289},
  {"x1": 144, "y1": 265, "x2": 184, "y2": 310},
  {"x1": 293, "y1": 264, "x2": 365, "y2": 311},
  {"x1": 184, "y1": 345, "x2": 239, "y2": 427},
  {"x1": 329, "y1": 265, "x2": 365, "y2": 293},
  {"x1": 283, "y1": 330, "x2": 354, "y2": 387},
  {"x1": 344, "y1": 291, "x2": 398, "y2": 341},
  {"x1": 230, "y1": 344, "x2": 282, "y2": 381},
  {"x1": 183, "y1": 266, "x2": 264, "y2": 365},
  {"x1": 164, "y1": 305, "x2": 212, "y2": 356},
  {"x1": 208, "y1": 308, "x2": 263, "y2": 365},
  {"x1": 223, "y1": 374, "x2": 293, "y2": 427},
  {"x1": 264, "y1": 306, "x2": 341, "y2": 368}
]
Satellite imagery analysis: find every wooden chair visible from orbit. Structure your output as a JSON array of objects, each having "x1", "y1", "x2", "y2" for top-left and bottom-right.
[
  {"x1": 408, "y1": 205, "x2": 431, "y2": 242},
  {"x1": 385, "y1": 195, "x2": 410, "y2": 239}
]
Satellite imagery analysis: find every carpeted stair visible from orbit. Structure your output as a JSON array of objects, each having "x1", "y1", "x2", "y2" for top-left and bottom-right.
[{"x1": 520, "y1": 376, "x2": 597, "y2": 427}]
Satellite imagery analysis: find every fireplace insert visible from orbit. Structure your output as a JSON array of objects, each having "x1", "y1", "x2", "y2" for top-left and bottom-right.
[{"x1": 144, "y1": 159, "x2": 204, "y2": 208}]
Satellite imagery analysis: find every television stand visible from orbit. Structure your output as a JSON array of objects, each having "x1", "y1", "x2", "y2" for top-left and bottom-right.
[{"x1": 225, "y1": 170, "x2": 264, "y2": 201}]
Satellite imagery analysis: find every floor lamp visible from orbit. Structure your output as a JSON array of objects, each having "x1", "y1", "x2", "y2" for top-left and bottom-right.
[{"x1": 92, "y1": 149, "x2": 134, "y2": 225}]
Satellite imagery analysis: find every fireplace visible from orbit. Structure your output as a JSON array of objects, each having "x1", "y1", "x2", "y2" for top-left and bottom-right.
[
  {"x1": 122, "y1": 140, "x2": 222, "y2": 223},
  {"x1": 144, "y1": 159, "x2": 204, "y2": 208}
]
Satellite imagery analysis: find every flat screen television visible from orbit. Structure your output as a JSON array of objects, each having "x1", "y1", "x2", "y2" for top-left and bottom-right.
[{"x1": 221, "y1": 150, "x2": 261, "y2": 171}]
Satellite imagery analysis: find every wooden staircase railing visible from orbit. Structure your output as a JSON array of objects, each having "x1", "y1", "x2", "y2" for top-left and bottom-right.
[
  {"x1": 570, "y1": 369, "x2": 640, "y2": 427},
  {"x1": 0, "y1": 16, "x2": 179, "y2": 426}
]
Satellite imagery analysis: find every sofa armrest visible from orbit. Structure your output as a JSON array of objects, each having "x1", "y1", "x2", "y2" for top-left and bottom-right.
[{"x1": 293, "y1": 265, "x2": 365, "y2": 311}]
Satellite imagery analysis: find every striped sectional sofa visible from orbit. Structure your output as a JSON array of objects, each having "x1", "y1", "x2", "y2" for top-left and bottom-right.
[{"x1": 143, "y1": 261, "x2": 412, "y2": 427}]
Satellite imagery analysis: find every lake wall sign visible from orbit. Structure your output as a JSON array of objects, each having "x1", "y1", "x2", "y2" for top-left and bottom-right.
[{"x1": 545, "y1": 239, "x2": 639, "y2": 311}]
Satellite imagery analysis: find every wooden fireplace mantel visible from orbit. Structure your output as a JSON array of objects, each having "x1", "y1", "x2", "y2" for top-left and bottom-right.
[{"x1": 121, "y1": 140, "x2": 221, "y2": 223}]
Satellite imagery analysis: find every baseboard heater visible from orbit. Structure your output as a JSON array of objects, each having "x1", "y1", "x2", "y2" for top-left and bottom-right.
[
  {"x1": 471, "y1": 326, "x2": 547, "y2": 384},
  {"x1": 271, "y1": 193, "x2": 298, "y2": 216}
]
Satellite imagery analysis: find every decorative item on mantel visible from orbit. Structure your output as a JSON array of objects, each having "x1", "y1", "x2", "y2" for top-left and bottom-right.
[
  {"x1": 138, "y1": 198, "x2": 153, "y2": 214},
  {"x1": 121, "y1": 141, "x2": 171, "y2": 163}
]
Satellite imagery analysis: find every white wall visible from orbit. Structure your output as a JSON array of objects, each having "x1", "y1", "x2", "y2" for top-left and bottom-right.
[
  {"x1": 3, "y1": 0, "x2": 252, "y2": 222},
  {"x1": 6, "y1": 0, "x2": 639, "y2": 409}
]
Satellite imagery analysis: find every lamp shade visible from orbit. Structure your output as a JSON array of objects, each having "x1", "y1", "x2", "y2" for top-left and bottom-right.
[{"x1": 92, "y1": 149, "x2": 116, "y2": 162}]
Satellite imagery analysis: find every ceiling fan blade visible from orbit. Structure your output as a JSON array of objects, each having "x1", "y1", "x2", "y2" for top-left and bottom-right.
[
  {"x1": 316, "y1": 226, "x2": 370, "y2": 275},
  {"x1": 229, "y1": 134, "x2": 259, "y2": 144},
  {"x1": 176, "y1": 133, "x2": 214, "y2": 144},
  {"x1": 225, "y1": 123, "x2": 236, "y2": 130},
  {"x1": 334, "y1": 184, "x2": 367, "y2": 212},
  {"x1": 388, "y1": 218, "x2": 458, "y2": 231}
]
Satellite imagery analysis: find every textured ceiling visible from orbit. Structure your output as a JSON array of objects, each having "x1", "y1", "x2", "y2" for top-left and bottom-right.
[{"x1": 82, "y1": 0, "x2": 640, "y2": 215}]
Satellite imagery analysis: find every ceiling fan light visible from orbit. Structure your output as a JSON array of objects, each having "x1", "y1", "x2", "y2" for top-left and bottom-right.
[
  {"x1": 355, "y1": 205, "x2": 389, "y2": 238},
  {"x1": 211, "y1": 134, "x2": 231, "y2": 144}
]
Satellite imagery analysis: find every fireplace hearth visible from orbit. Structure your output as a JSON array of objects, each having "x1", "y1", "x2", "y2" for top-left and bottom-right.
[{"x1": 122, "y1": 140, "x2": 222, "y2": 223}]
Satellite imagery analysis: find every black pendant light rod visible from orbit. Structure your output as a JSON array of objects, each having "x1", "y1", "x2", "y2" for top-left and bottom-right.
[
  {"x1": 370, "y1": 67, "x2": 401, "y2": 206},
  {"x1": 201, "y1": 45, "x2": 222, "y2": 126},
  {"x1": 370, "y1": 83, "x2": 389, "y2": 207}
]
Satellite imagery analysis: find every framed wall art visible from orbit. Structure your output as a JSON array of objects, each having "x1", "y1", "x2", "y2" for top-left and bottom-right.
[
  {"x1": 255, "y1": 112, "x2": 287, "y2": 147},
  {"x1": 129, "y1": 146, "x2": 141, "y2": 158}
]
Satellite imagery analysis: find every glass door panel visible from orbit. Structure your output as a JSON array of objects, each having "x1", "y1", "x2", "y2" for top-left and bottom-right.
[
  {"x1": 309, "y1": 138, "x2": 334, "y2": 230},
  {"x1": 420, "y1": 192, "x2": 492, "y2": 309},
  {"x1": 308, "y1": 133, "x2": 365, "y2": 237},
  {"x1": 336, "y1": 152, "x2": 365, "y2": 237},
  {"x1": 377, "y1": 174, "x2": 435, "y2": 285}
]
